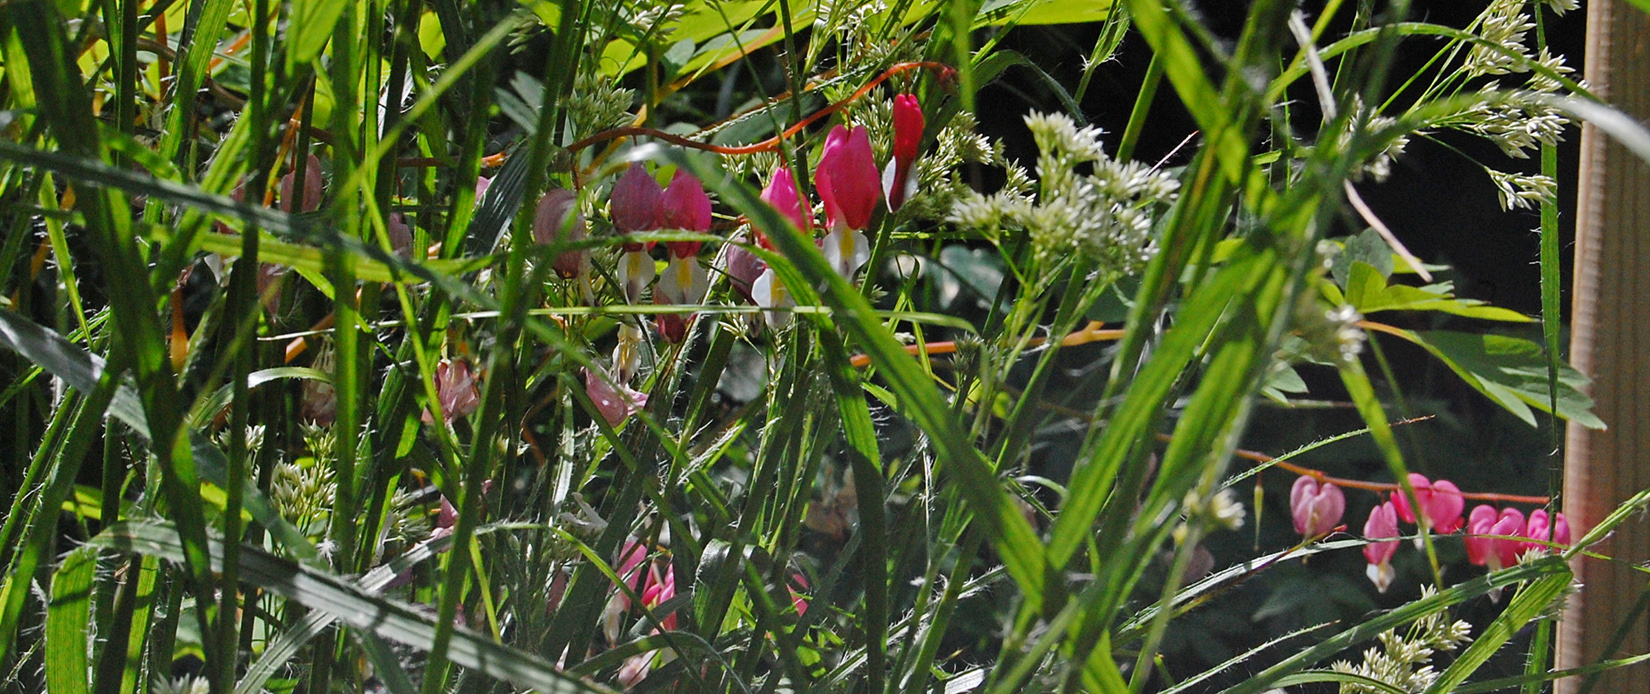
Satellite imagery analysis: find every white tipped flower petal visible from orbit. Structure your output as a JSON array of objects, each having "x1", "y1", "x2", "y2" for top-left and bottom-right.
[
  {"x1": 823, "y1": 224, "x2": 871, "y2": 280},
  {"x1": 618, "y1": 250, "x2": 656, "y2": 304},
  {"x1": 753, "y1": 267, "x2": 794, "y2": 329}
]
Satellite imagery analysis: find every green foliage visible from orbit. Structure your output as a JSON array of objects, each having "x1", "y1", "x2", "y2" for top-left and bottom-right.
[{"x1": 0, "y1": 0, "x2": 1646, "y2": 693}]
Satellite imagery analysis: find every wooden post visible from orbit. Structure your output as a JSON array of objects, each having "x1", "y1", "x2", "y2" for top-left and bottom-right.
[{"x1": 1558, "y1": 0, "x2": 1650, "y2": 690}]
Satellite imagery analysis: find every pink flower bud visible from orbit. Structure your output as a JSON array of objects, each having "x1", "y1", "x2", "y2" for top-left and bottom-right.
[
  {"x1": 661, "y1": 171, "x2": 712, "y2": 258},
  {"x1": 815, "y1": 125, "x2": 881, "y2": 232},
  {"x1": 652, "y1": 291, "x2": 693, "y2": 343},
  {"x1": 533, "y1": 188, "x2": 589, "y2": 279},
  {"x1": 1363, "y1": 501, "x2": 1400, "y2": 593},
  {"x1": 584, "y1": 366, "x2": 648, "y2": 426},
  {"x1": 1390, "y1": 473, "x2": 1464, "y2": 533},
  {"x1": 278, "y1": 154, "x2": 324, "y2": 213},
  {"x1": 1553, "y1": 512, "x2": 1572, "y2": 546},
  {"x1": 884, "y1": 94, "x2": 923, "y2": 211},
  {"x1": 1464, "y1": 504, "x2": 1499, "y2": 566},
  {"x1": 1289, "y1": 476, "x2": 1345, "y2": 538},
  {"x1": 612, "y1": 163, "x2": 663, "y2": 249},
  {"x1": 421, "y1": 358, "x2": 481, "y2": 425},
  {"x1": 760, "y1": 166, "x2": 811, "y2": 236}
]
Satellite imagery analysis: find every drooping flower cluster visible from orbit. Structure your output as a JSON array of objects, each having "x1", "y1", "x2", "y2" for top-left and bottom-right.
[{"x1": 1286, "y1": 472, "x2": 1572, "y2": 593}]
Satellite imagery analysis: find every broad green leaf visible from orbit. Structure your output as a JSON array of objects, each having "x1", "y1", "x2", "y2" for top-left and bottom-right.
[
  {"x1": 1343, "y1": 262, "x2": 1531, "y2": 322},
  {"x1": 1373, "y1": 326, "x2": 1605, "y2": 429}
]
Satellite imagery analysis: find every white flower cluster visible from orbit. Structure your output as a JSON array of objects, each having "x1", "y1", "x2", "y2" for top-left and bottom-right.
[
  {"x1": 1339, "y1": 97, "x2": 1411, "y2": 183},
  {"x1": 1330, "y1": 589, "x2": 1473, "y2": 693},
  {"x1": 950, "y1": 112, "x2": 1178, "y2": 277},
  {"x1": 1461, "y1": 88, "x2": 1570, "y2": 159},
  {"x1": 1487, "y1": 169, "x2": 1557, "y2": 212},
  {"x1": 1464, "y1": 0, "x2": 1535, "y2": 78}
]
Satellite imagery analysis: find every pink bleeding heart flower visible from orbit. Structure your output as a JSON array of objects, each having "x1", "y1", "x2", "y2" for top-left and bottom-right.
[
  {"x1": 883, "y1": 94, "x2": 924, "y2": 211},
  {"x1": 421, "y1": 358, "x2": 481, "y2": 425},
  {"x1": 816, "y1": 125, "x2": 880, "y2": 279},
  {"x1": 533, "y1": 188, "x2": 590, "y2": 280},
  {"x1": 1553, "y1": 512, "x2": 1572, "y2": 546},
  {"x1": 1390, "y1": 473, "x2": 1465, "y2": 533},
  {"x1": 1363, "y1": 501, "x2": 1400, "y2": 593},
  {"x1": 652, "y1": 290, "x2": 694, "y2": 343},
  {"x1": 1464, "y1": 504, "x2": 1500, "y2": 567},
  {"x1": 1289, "y1": 476, "x2": 1345, "y2": 538},
  {"x1": 278, "y1": 154, "x2": 324, "y2": 213},
  {"x1": 612, "y1": 164, "x2": 663, "y2": 303},
  {"x1": 1489, "y1": 508, "x2": 1527, "y2": 569},
  {"x1": 612, "y1": 163, "x2": 664, "y2": 238},
  {"x1": 584, "y1": 366, "x2": 648, "y2": 426},
  {"x1": 1523, "y1": 508, "x2": 1560, "y2": 557},
  {"x1": 660, "y1": 170, "x2": 712, "y2": 258},
  {"x1": 760, "y1": 166, "x2": 811, "y2": 241}
]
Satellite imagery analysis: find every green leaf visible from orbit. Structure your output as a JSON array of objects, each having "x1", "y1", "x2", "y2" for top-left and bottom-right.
[
  {"x1": 287, "y1": 0, "x2": 348, "y2": 68},
  {"x1": 1332, "y1": 229, "x2": 1394, "y2": 287},
  {"x1": 977, "y1": 0, "x2": 1115, "y2": 26},
  {"x1": 46, "y1": 545, "x2": 96, "y2": 694},
  {"x1": 1375, "y1": 327, "x2": 1605, "y2": 429},
  {"x1": 1342, "y1": 262, "x2": 1532, "y2": 322}
]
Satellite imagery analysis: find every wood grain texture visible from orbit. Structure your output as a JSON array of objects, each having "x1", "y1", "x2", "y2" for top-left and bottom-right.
[{"x1": 1559, "y1": 0, "x2": 1650, "y2": 690}]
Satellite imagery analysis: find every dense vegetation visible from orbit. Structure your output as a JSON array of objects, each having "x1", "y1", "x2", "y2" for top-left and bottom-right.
[{"x1": 1, "y1": 0, "x2": 1647, "y2": 693}]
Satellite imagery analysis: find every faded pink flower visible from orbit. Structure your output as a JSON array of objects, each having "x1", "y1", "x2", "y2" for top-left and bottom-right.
[
  {"x1": 584, "y1": 366, "x2": 647, "y2": 426},
  {"x1": 387, "y1": 212, "x2": 414, "y2": 257},
  {"x1": 1289, "y1": 476, "x2": 1344, "y2": 538},
  {"x1": 421, "y1": 359, "x2": 481, "y2": 425},
  {"x1": 533, "y1": 188, "x2": 589, "y2": 280},
  {"x1": 278, "y1": 154, "x2": 324, "y2": 213},
  {"x1": 1363, "y1": 501, "x2": 1400, "y2": 593},
  {"x1": 883, "y1": 94, "x2": 924, "y2": 211},
  {"x1": 1390, "y1": 473, "x2": 1465, "y2": 533}
]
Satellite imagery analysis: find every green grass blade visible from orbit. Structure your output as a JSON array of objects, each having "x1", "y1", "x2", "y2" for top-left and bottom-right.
[
  {"x1": 96, "y1": 521, "x2": 620, "y2": 694},
  {"x1": 46, "y1": 545, "x2": 97, "y2": 694}
]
